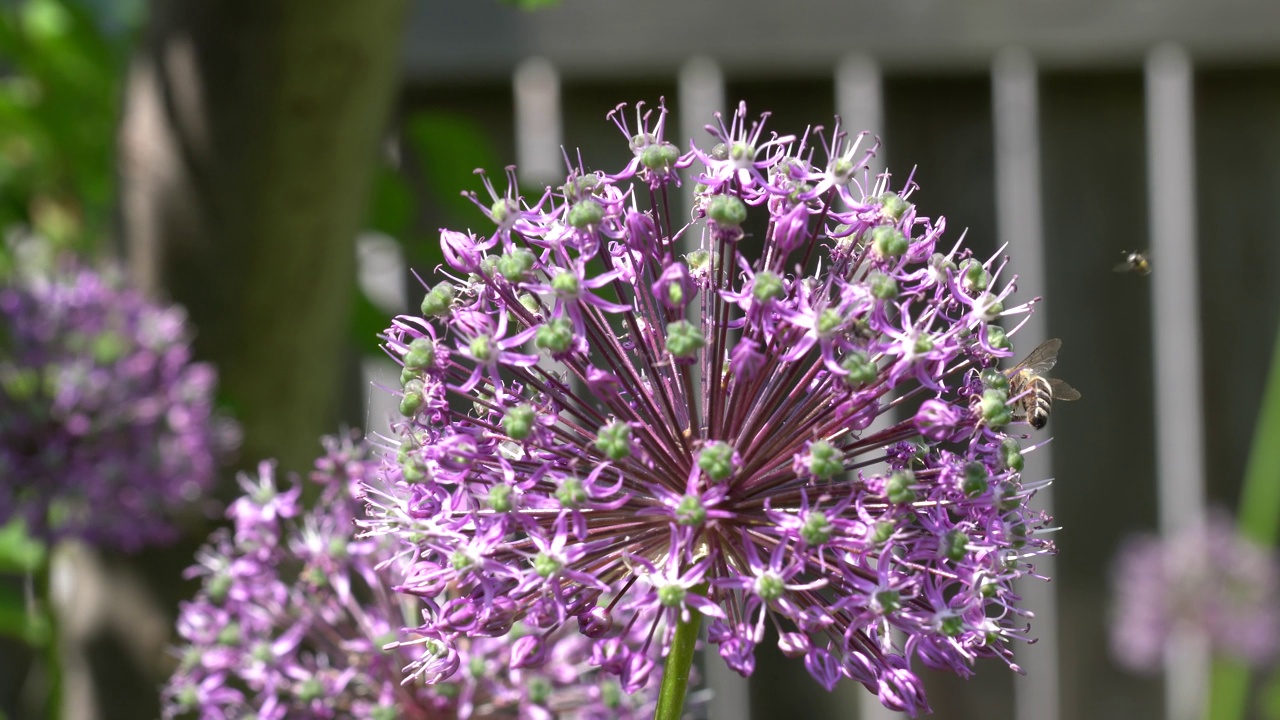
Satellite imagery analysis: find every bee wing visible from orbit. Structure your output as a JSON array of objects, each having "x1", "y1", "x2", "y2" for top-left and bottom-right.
[
  {"x1": 1049, "y1": 378, "x2": 1081, "y2": 401},
  {"x1": 1113, "y1": 260, "x2": 1136, "y2": 273},
  {"x1": 1009, "y1": 338, "x2": 1063, "y2": 375}
]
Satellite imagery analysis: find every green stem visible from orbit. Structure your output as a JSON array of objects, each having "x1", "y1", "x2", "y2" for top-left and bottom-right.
[
  {"x1": 1208, "y1": 326, "x2": 1280, "y2": 720},
  {"x1": 37, "y1": 556, "x2": 61, "y2": 720},
  {"x1": 654, "y1": 608, "x2": 702, "y2": 720}
]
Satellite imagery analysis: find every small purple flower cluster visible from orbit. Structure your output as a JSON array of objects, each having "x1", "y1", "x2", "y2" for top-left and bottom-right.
[
  {"x1": 0, "y1": 263, "x2": 235, "y2": 550},
  {"x1": 367, "y1": 100, "x2": 1056, "y2": 715},
  {"x1": 165, "y1": 435, "x2": 661, "y2": 719},
  {"x1": 1109, "y1": 511, "x2": 1280, "y2": 672}
]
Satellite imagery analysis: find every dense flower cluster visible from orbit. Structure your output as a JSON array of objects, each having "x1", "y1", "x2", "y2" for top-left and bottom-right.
[
  {"x1": 166, "y1": 435, "x2": 663, "y2": 719},
  {"x1": 366, "y1": 100, "x2": 1056, "y2": 715},
  {"x1": 0, "y1": 262, "x2": 235, "y2": 550},
  {"x1": 1109, "y1": 511, "x2": 1280, "y2": 672}
]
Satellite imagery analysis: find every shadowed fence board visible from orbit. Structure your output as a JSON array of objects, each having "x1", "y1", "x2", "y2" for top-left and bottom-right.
[
  {"x1": 1195, "y1": 66, "x2": 1280, "y2": 510},
  {"x1": 1039, "y1": 70, "x2": 1161, "y2": 720}
]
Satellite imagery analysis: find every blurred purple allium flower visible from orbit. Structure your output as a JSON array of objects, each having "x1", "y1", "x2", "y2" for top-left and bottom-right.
[
  {"x1": 365, "y1": 100, "x2": 1057, "y2": 716},
  {"x1": 0, "y1": 263, "x2": 237, "y2": 550},
  {"x1": 165, "y1": 434, "x2": 668, "y2": 719},
  {"x1": 1109, "y1": 511, "x2": 1280, "y2": 672}
]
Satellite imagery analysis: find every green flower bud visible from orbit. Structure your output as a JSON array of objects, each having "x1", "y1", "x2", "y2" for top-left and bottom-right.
[
  {"x1": 886, "y1": 470, "x2": 916, "y2": 504},
  {"x1": 755, "y1": 572, "x2": 785, "y2": 601},
  {"x1": 517, "y1": 293, "x2": 540, "y2": 315},
  {"x1": 602, "y1": 681, "x2": 622, "y2": 709},
  {"x1": 217, "y1": 621, "x2": 241, "y2": 647},
  {"x1": 502, "y1": 404, "x2": 536, "y2": 441},
  {"x1": 981, "y1": 367, "x2": 1010, "y2": 392},
  {"x1": 872, "y1": 520, "x2": 896, "y2": 544},
  {"x1": 497, "y1": 248, "x2": 536, "y2": 282},
  {"x1": 1009, "y1": 521, "x2": 1029, "y2": 548},
  {"x1": 490, "y1": 198, "x2": 517, "y2": 226},
  {"x1": 974, "y1": 292, "x2": 1004, "y2": 321},
  {"x1": 868, "y1": 271, "x2": 898, "y2": 300},
  {"x1": 91, "y1": 332, "x2": 127, "y2": 365},
  {"x1": 752, "y1": 271, "x2": 786, "y2": 302},
  {"x1": 986, "y1": 324, "x2": 1011, "y2": 350},
  {"x1": 595, "y1": 421, "x2": 632, "y2": 460},
  {"x1": 686, "y1": 249, "x2": 713, "y2": 275},
  {"x1": 913, "y1": 334, "x2": 935, "y2": 355},
  {"x1": 641, "y1": 142, "x2": 680, "y2": 171},
  {"x1": 296, "y1": 677, "x2": 324, "y2": 702},
  {"x1": 807, "y1": 440, "x2": 844, "y2": 479},
  {"x1": 962, "y1": 462, "x2": 989, "y2": 498},
  {"x1": 487, "y1": 483, "x2": 514, "y2": 512},
  {"x1": 556, "y1": 476, "x2": 587, "y2": 508},
  {"x1": 658, "y1": 583, "x2": 687, "y2": 607},
  {"x1": 533, "y1": 552, "x2": 563, "y2": 578},
  {"x1": 1001, "y1": 438, "x2": 1025, "y2": 472},
  {"x1": 469, "y1": 335, "x2": 494, "y2": 363},
  {"x1": 980, "y1": 388, "x2": 1012, "y2": 428},
  {"x1": 962, "y1": 259, "x2": 990, "y2": 292},
  {"x1": 399, "y1": 379, "x2": 424, "y2": 417},
  {"x1": 816, "y1": 308, "x2": 844, "y2": 336},
  {"x1": 879, "y1": 192, "x2": 911, "y2": 221},
  {"x1": 876, "y1": 589, "x2": 901, "y2": 613},
  {"x1": 567, "y1": 199, "x2": 604, "y2": 228},
  {"x1": 675, "y1": 494, "x2": 705, "y2": 526},
  {"x1": 800, "y1": 510, "x2": 833, "y2": 545},
  {"x1": 998, "y1": 482, "x2": 1022, "y2": 512},
  {"x1": 527, "y1": 677, "x2": 552, "y2": 705},
  {"x1": 450, "y1": 550, "x2": 474, "y2": 573},
  {"x1": 840, "y1": 351, "x2": 878, "y2": 387},
  {"x1": 535, "y1": 317, "x2": 574, "y2": 354},
  {"x1": 942, "y1": 529, "x2": 969, "y2": 562},
  {"x1": 871, "y1": 225, "x2": 909, "y2": 258},
  {"x1": 666, "y1": 282, "x2": 684, "y2": 307},
  {"x1": 707, "y1": 194, "x2": 748, "y2": 227},
  {"x1": 207, "y1": 572, "x2": 232, "y2": 603},
  {"x1": 698, "y1": 441, "x2": 736, "y2": 481},
  {"x1": 420, "y1": 282, "x2": 456, "y2": 316},
  {"x1": 403, "y1": 338, "x2": 436, "y2": 372},
  {"x1": 940, "y1": 615, "x2": 965, "y2": 637},
  {"x1": 666, "y1": 320, "x2": 705, "y2": 359}
]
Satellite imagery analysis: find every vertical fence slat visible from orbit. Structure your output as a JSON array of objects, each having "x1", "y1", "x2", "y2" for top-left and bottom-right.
[
  {"x1": 1145, "y1": 42, "x2": 1209, "y2": 720},
  {"x1": 513, "y1": 57, "x2": 563, "y2": 186},
  {"x1": 992, "y1": 46, "x2": 1061, "y2": 720},
  {"x1": 835, "y1": 54, "x2": 886, "y2": 182}
]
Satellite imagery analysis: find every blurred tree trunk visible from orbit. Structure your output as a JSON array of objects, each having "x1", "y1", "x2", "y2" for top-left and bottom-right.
[
  {"x1": 84, "y1": 3, "x2": 409, "y2": 718},
  {"x1": 118, "y1": 0, "x2": 409, "y2": 473}
]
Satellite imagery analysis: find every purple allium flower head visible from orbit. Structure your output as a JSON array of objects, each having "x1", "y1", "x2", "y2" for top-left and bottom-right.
[
  {"x1": 1109, "y1": 510, "x2": 1280, "y2": 673},
  {"x1": 367, "y1": 100, "x2": 1056, "y2": 715},
  {"x1": 165, "y1": 434, "x2": 669, "y2": 720},
  {"x1": 0, "y1": 262, "x2": 237, "y2": 551}
]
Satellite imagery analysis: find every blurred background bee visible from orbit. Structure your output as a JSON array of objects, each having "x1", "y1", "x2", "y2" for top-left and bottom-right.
[
  {"x1": 1008, "y1": 338, "x2": 1082, "y2": 430},
  {"x1": 1113, "y1": 250, "x2": 1152, "y2": 275}
]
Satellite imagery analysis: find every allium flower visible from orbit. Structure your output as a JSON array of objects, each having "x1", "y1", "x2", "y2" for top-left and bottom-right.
[
  {"x1": 165, "y1": 434, "x2": 666, "y2": 719},
  {"x1": 368, "y1": 100, "x2": 1056, "y2": 716},
  {"x1": 0, "y1": 262, "x2": 236, "y2": 550},
  {"x1": 1109, "y1": 511, "x2": 1280, "y2": 672}
]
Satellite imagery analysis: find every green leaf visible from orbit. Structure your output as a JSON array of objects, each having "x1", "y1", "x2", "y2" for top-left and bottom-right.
[
  {"x1": 1209, "y1": 326, "x2": 1280, "y2": 720},
  {"x1": 403, "y1": 111, "x2": 501, "y2": 230},
  {"x1": 0, "y1": 577, "x2": 49, "y2": 646},
  {"x1": 351, "y1": 286, "x2": 391, "y2": 358},
  {"x1": 0, "y1": 518, "x2": 46, "y2": 574}
]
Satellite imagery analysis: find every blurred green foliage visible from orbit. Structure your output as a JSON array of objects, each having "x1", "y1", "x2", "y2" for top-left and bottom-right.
[
  {"x1": 0, "y1": 0, "x2": 139, "y2": 259},
  {"x1": 355, "y1": 110, "x2": 500, "y2": 352}
]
